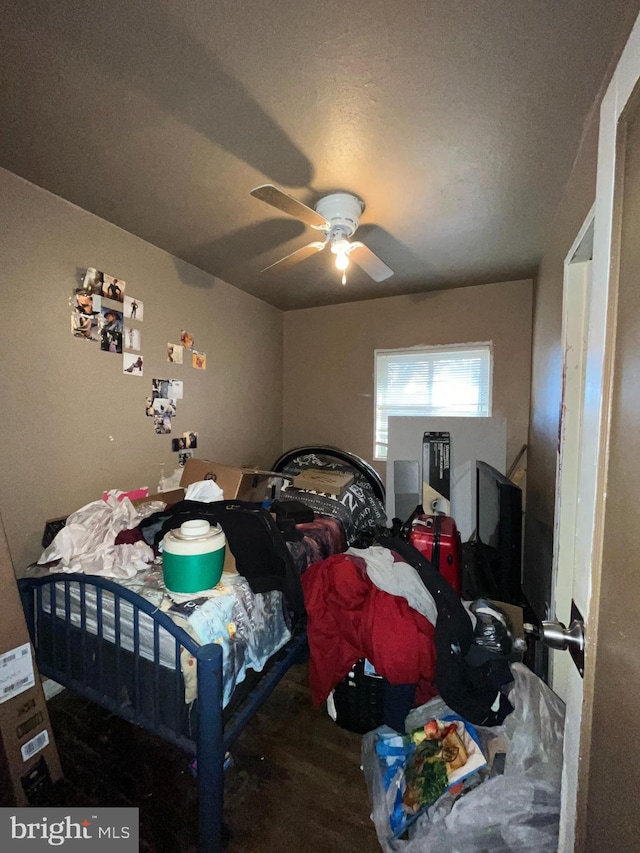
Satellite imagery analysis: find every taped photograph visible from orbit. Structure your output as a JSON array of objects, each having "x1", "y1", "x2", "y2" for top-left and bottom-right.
[
  {"x1": 180, "y1": 329, "x2": 194, "y2": 350},
  {"x1": 154, "y1": 413, "x2": 172, "y2": 435},
  {"x1": 100, "y1": 306, "x2": 123, "y2": 353},
  {"x1": 124, "y1": 295, "x2": 143, "y2": 321},
  {"x1": 192, "y1": 351, "x2": 206, "y2": 370},
  {"x1": 152, "y1": 378, "x2": 170, "y2": 399},
  {"x1": 153, "y1": 398, "x2": 176, "y2": 417},
  {"x1": 123, "y1": 353, "x2": 144, "y2": 376},
  {"x1": 71, "y1": 312, "x2": 99, "y2": 342},
  {"x1": 102, "y1": 274, "x2": 125, "y2": 303},
  {"x1": 81, "y1": 267, "x2": 105, "y2": 295},
  {"x1": 167, "y1": 343, "x2": 183, "y2": 364},
  {"x1": 169, "y1": 379, "x2": 183, "y2": 400},
  {"x1": 124, "y1": 327, "x2": 141, "y2": 352}
]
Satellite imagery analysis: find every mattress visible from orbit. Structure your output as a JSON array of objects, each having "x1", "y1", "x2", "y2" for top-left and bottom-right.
[
  {"x1": 37, "y1": 510, "x2": 346, "y2": 707},
  {"x1": 41, "y1": 567, "x2": 290, "y2": 707}
]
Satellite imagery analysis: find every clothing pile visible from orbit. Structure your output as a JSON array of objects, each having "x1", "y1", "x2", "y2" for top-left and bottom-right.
[
  {"x1": 302, "y1": 546, "x2": 439, "y2": 711},
  {"x1": 303, "y1": 537, "x2": 517, "y2": 732}
]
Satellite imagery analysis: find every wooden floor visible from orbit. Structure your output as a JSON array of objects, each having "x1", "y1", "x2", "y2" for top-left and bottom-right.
[{"x1": 43, "y1": 663, "x2": 380, "y2": 853}]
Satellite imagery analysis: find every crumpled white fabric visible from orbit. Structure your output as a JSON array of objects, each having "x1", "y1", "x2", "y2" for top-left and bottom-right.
[
  {"x1": 37, "y1": 492, "x2": 154, "y2": 579},
  {"x1": 347, "y1": 545, "x2": 439, "y2": 626},
  {"x1": 184, "y1": 479, "x2": 224, "y2": 502}
]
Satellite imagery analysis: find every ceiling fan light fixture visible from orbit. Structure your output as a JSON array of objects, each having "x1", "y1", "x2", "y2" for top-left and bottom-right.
[
  {"x1": 250, "y1": 185, "x2": 394, "y2": 283},
  {"x1": 334, "y1": 250, "x2": 350, "y2": 271},
  {"x1": 331, "y1": 235, "x2": 351, "y2": 272}
]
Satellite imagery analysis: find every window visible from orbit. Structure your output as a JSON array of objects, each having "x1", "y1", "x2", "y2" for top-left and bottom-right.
[{"x1": 374, "y1": 343, "x2": 493, "y2": 459}]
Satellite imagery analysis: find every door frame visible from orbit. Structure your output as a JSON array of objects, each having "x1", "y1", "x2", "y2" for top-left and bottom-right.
[
  {"x1": 561, "y1": 13, "x2": 640, "y2": 850},
  {"x1": 550, "y1": 214, "x2": 592, "y2": 702}
]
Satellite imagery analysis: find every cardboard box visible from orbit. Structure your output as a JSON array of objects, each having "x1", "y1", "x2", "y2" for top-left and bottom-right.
[
  {"x1": 180, "y1": 459, "x2": 286, "y2": 503},
  {"x1": 292, "y1": 468, "x2": 354, "y2": 496},
  {"x1": 131, "y1": 488, "x2": 185, "y2": 508},
  {"x1": 0, "y1": 514, "x2": 62, "y2": 806},
  {"x1": 422, "y1": 431, "x2": 451, "y2": 514}
]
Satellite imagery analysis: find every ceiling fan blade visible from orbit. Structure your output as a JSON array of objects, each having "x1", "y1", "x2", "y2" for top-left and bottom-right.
[
  {"x1": 348, "y1": 242, "x2": 394, "y2": 282},
  {"x1": 261, "y1": 241, "x2": 326, "y2": 273},
  {"x1": 251, "y1": 185, "x2": 330, "y2": 230}
]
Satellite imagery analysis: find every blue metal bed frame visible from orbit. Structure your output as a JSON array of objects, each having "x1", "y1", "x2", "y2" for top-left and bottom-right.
[
  {"x1": 18, "y1": 572, "x2": 308, "y2": 853},
  {"x1": 18, "y1": 446, "x2": 385, "y2": 850}
]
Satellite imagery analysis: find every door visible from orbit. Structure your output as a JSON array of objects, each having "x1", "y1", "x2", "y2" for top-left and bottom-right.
[{"x1": 557, "y1": 14, "x2": 640, "y2": 851}]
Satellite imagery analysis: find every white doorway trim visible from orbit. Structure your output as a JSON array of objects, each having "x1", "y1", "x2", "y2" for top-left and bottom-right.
[{"x1": 550, "y1": 209, "x2": 593, "y2": 703}]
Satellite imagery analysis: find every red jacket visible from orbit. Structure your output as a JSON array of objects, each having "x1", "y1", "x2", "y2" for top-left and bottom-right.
[{"x1": 301, "y1": 553, "x2": 437, "y2": 706}]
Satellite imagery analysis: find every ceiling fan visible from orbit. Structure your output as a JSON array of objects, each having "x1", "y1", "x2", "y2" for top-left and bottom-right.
[{"x1": 250, "y1": 184, "x2": 394, "y2": 285}]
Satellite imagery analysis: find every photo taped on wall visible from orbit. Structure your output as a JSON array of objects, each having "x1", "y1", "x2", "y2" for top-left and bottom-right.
[
  {"x1": 100, "y1": 306, "x2": 123, "y2": 353},
  {"x1": 102, "y1": 274, "x2": 126, "y2": 303},
  {"x1": 124, "y1": 327, "x2": 141, "y2": 352},
  {"x1": 123, "y1": 295, "x2": 143, "y2": 321},
  {"x1": 152, "y1": 378, "x2": 170, "y2": 399},
  {"x1": 152, "y1": 398, "x2": 176, "y2": 417},
  {"x1": 123, "y1": 353, "x2": 144, "y2": 376},
  {"x1": 167, "y1": 343, "x2": 183, "y2": 364},
  {"x1": 192, "y1": 351, "x2": 206, "y2": 370},
  {"x1": 154, "y1": 413, "x2": 172, "y2": 435},
  {"x1": 71, "y1": 312, "x2": 99, "y2": 342},
  {"x1": 81, "y1": 267, "x2": 104, "y2": 295}
]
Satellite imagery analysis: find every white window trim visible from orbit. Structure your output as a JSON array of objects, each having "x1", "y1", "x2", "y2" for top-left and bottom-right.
[{"x1": 374, "y1": 342, "x2": 493, "y2": 460}]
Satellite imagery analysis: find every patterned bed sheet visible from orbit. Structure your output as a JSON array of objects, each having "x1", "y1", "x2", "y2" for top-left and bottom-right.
[{"x1": 39, "y1": 514, "x2": 345, "y2": 706}]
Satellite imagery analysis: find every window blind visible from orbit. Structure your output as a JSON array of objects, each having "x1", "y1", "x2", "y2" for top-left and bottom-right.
[{"x1": 374, "y1": 344, "x2": 492, "y2": 459}]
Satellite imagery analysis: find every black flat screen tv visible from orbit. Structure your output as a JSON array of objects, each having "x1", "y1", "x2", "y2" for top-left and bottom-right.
[{"x1": 475, "y1": 461, "x2": 523, "y2": 605}]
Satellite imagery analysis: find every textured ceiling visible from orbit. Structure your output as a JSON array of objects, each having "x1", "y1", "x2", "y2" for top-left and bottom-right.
[{"x1": 1, "y1": 0, "x2": 638, "y2": 310}]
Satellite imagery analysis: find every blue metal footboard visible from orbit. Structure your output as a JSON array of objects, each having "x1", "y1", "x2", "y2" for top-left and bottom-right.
[{"x1": 18, "y1": 572, "x2": 307, "y2": 853}]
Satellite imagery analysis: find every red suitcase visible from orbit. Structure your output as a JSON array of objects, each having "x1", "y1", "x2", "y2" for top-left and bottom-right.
[{"x1": 409, "y1": 513, "x2": 462, "y2": 594}]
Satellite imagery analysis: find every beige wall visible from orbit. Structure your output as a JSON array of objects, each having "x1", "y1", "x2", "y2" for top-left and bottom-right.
[
  {"x1": 283, "y1": 279, "x2": 533, "y2": 481},
  {"x1": 523, "y1": 110, "x2": 600, "y2": 618},
  {"x1": 0, "y1": 168, "x2": 283, "y2": 571}
]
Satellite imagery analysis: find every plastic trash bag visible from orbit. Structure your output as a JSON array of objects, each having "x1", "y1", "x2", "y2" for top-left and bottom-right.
[
  {"x1": 404, "y1": 695, "x2": 456, "y2": 733},
  {"x1": 362, "y1": 663, "x2": 565, "y2": 852}
]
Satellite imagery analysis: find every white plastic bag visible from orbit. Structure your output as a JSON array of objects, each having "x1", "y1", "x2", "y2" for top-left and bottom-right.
[
  {"x1": 362, "y1": 663, "x2": 565, "y2": 852},
  {"x1": 184, "y1": 479, "x2": 224, "y2": 502}
]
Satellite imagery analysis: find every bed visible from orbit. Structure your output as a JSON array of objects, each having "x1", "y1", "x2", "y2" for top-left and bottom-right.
[{"x1": 18, "y1": 446, "x2": 385, "y2": 853}]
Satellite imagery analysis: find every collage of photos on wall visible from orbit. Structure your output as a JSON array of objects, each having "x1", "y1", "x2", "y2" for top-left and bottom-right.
[
  {"x1": 71, "y1": 267, "x2": 145, "y2": 376},
  {"x1": 167, "y1": 329, "x2": 206, "y2": 370},
  {"x1": 173, "y1": 433, "x2": 198, "y2": 466},
  {"x1": 72, "y1": 270, "x2": 204, "y2": 452},
  {"x1": 146, "y1": 377, "x2": 184, "y2": 435}
]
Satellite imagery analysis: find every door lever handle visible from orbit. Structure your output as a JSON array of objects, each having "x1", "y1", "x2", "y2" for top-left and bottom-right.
[{"x1": 540, "y1": 618, "x2": 585, "y2": 653}]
